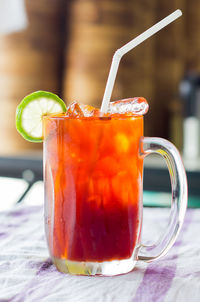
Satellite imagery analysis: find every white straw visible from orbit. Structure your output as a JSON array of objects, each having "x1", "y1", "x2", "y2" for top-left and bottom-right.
[{"x1": 101, "y1": 9, "x2": 182, "y2": 113}]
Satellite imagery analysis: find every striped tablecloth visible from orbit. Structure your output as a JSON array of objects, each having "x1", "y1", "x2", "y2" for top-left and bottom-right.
[{"x1": 0, "y1": 204, "x2": 199, "y2": 302}]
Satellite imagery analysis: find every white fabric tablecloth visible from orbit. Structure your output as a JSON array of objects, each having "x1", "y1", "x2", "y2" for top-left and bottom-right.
[{"x1": 0, "y1": 204, "x2": 199, "y2": 302}]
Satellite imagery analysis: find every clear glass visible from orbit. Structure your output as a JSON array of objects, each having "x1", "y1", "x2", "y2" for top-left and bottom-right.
[{"x1": 43, "y1": 115, "x2": 187, "y2": 276}]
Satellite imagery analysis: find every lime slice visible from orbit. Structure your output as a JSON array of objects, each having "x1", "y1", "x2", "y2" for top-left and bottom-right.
[{"x1": 16, "y1": 91, "x2": 67, "y2": 142}]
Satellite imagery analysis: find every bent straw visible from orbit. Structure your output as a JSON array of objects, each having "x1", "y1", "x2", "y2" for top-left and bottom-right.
[{"x1": 100, "y1": 9, "x2": 182, "y2": 113}]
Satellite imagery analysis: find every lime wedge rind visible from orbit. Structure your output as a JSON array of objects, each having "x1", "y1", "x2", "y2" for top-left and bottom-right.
[{"x1": 16, "y1": 91, "x2": 67, "y2": 143}]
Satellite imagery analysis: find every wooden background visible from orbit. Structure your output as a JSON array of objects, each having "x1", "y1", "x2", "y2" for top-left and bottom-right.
[
  {"x1": 0, "y1": 0, "x2": 67, "y2": 155},
  {"x1": 0, "y1": 0, "x2": 199, "y2": 155}
]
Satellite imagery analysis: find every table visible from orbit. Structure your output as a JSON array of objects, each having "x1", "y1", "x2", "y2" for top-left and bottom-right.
[{"x1": 0, "y1": 204, "x2": 199, "y2": 302}]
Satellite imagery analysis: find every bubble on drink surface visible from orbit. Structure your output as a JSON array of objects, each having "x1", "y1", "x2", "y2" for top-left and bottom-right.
[
  {"x1": 108, "y1": 97, "x2": 149, "y2": 115},
  {"x1": 67, "y1": 102, "x2": 100, "y2": 117}
]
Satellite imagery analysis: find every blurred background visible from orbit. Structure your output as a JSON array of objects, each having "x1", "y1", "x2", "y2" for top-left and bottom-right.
[
  {"x1": 0, "y1": 0, "x2": 200, "y2": 208},
  {"x1": 1, "y1": 0, "x2": 198, "y2": 155}
]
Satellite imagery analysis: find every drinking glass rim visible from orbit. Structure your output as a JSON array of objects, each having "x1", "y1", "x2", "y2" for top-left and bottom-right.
[{"x1": 43, "y1": 114, "x2": 144, "y2": 122}]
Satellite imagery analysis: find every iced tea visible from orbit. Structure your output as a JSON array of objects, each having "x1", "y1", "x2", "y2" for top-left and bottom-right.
[{"x1": 44, "y1": 115, "x2": 143, "y2": 263}]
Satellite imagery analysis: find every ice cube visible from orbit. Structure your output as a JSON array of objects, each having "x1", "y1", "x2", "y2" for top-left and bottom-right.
[
  {"x1": 108, "y1": 97, "x2": 149, "y2": 115},
  {"x1": 67, "y1": 102, "x2": 84, "y2": 117},
  {"x1": 67, "y1": 102, "x2": 100, "y2": 117}
]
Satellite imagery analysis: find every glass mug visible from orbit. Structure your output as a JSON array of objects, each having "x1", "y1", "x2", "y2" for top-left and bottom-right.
[{"x1": 43, "y1": 114, "x2": 187, "y2": 276}]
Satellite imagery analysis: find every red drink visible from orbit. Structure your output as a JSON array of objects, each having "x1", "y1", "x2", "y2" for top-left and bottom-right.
[{"x1": 44, "y1": 114, "x2": 143, "y2": 272}]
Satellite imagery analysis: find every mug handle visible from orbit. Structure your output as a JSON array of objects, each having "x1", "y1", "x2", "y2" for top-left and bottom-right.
[{"x1": 138, "y1": 137, "x2": 188, "y2": 262}]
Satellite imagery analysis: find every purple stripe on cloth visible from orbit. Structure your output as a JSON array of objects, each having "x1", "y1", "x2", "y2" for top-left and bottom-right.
[
  {"x1": 132, "y1": 210, "x2": 193, "y2": 302},
  {"x1": 6, "y1": 205, "x2": 41, "y2": 217},
  {"x1": 10, "y1": 258, "x2": 60, "y2": 302},
  {"x1": 37, "y1": 258, "x2": 53, "y2": 274}
]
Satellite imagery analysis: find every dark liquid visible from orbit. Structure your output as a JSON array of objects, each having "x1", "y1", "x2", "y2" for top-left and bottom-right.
[{"x1": 44, "y1": 116, "x2": 143, "y2": 262}]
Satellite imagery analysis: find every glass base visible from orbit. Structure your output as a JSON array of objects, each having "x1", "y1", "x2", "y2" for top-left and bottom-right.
[{"x1": 53, "y1": 256, "x2": 137, "y2": 276}]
